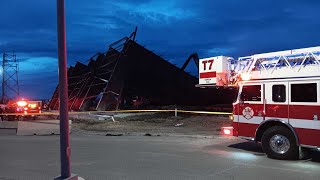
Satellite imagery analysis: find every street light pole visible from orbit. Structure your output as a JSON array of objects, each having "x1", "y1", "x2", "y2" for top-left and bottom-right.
[{"x1": 56, "y1": 0, "x2": 71, "y2": 178}]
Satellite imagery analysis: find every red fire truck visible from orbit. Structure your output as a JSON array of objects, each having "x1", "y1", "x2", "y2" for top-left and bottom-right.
[
  {"x1": 198, "y1": 46, "x2": 320, "y2": 160},
  {"x1": 0, "y1": 100, "x2": 42, "y2": 121}
]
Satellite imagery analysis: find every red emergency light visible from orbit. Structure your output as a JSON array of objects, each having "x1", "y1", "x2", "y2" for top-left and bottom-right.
[
  {"x1": 17, "y1": 100, "x2": 28, "y2": 107},
  {"x1": 221, "y1": 126, "x2": 233, "y2": 136}
]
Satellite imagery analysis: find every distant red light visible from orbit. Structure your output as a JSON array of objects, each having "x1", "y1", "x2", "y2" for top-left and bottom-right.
[{"x1": 17, "y1": 101, "x2": 27, "y2": 107}]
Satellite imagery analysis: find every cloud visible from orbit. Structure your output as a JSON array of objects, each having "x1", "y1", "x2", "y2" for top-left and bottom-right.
[
  {"x1": 18, "y1": 57, "x2": 58, "y2": 99},
  {"x1": 2, "y1": 0, "x2": 320, "y2": 99},
  {"x1": 111, "y1": 0, "x2": 195, "y2": 22}
]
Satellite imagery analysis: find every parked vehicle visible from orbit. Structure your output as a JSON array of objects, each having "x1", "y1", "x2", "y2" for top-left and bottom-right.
[{"x1": 1, "y1": 100, "x2": 42, "y2": 121}]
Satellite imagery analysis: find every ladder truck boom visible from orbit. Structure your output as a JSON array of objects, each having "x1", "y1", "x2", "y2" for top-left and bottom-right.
[{"x1": 199, "y1": 46, "x2": 320, "y2": 87}]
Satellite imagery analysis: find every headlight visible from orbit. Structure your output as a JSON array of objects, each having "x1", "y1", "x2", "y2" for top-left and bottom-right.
[{"x1": 229, "y1": 115, "x2": 234, "y2": 121}]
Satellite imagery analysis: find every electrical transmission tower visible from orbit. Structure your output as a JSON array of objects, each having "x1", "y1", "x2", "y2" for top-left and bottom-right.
[{"x1": 1, "y1": 52, "x2": 19, "y2": 103}]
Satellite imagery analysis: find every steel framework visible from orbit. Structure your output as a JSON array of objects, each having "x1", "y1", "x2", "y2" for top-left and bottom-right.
[
  {"x1": 1, "y1": 52, "x2": 19, "y2": 103},
  {"x1": 49, "y1": 29, "x2": 235, "y2": 111}
]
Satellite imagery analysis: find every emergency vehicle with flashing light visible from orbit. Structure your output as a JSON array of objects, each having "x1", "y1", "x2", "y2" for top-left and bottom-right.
[
  {"x1": 198, "y1": 46, "x2": 320, "y2": 160},
  {"x1": 0, "y1": 100, "x2": 42, "y2": 121}
]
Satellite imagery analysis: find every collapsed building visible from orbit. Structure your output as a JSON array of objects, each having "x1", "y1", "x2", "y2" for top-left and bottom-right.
[{"x1": 48, "y1": 29, "x2": 236, "y2": 111}]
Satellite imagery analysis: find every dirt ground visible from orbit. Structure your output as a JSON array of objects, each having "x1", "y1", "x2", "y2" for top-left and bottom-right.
[{"x1": 71, "y1": 112, "x2": 232, "y2": 137}]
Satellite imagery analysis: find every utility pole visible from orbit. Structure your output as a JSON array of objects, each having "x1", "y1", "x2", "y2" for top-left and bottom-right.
[
  {"x1": 2, "y1": 53, "x2": 4, "y2": 103},
  {"x1": 55, "y1": 0, "x2": 81, "y2": 179}
]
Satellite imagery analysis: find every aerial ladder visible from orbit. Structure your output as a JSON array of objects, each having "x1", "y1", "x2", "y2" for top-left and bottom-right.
[{"x1": 198, "y1": 46, "x2": 320, "y2": 87}]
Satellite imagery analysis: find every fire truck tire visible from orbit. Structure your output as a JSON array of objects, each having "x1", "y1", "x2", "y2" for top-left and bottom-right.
[
  {"x1": 3, "y1": 116, "x2": 8, "y2": 121},
  {"x1": 18, "y1": 116, "x2": 24, "y2": 121},
  {"x1": 261, "y1": 126, "x2": 299, "y2": 160},
  {"x1": 8, "y1": 116, "x2": 15, "y2": 121}
]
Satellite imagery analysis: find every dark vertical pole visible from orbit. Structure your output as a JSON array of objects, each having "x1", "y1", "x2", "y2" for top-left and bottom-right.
[
  {"x1": 2, "y1": 53, "x2": 5, "y2": 103},
  {"x1": 15, "y1": 53, "x2": 20, "y2": 98},
  {"x1": 57, "y1": 0, "x2": 71, "y2": 178}
]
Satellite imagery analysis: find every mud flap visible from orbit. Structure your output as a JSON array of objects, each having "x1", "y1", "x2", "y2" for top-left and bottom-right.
[{"x1": 299, "y1": 146, "x2": 311, "y2": 160}]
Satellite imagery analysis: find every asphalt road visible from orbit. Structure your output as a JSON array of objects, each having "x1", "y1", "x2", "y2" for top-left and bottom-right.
[{"x1": 0, "y1": 133, "x2": 319, "y2": 180}]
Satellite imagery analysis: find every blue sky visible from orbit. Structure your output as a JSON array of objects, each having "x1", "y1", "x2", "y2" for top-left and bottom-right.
[{"x1": 1, "y1": 0, "x2": 320, "y2": 99}]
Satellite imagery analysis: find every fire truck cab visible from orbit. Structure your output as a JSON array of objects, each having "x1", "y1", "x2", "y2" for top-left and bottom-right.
[{"x1": 198, "y1": 46, "x2": 320, "y2": 160}]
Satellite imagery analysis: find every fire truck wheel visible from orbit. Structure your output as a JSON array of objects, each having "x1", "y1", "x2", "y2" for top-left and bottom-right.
[
  {"x1": 261, "y1": 126, "x2": 298, "y2": 160},
  {"x1": 1, "y1": 116, "x2": 7, "y2": 121},
  {"x1": 8, "y1": 116, "x2": 14, "y2": 121},
  {"x1": 18, "y1": 116, "x2": 24, "y2": 121}
]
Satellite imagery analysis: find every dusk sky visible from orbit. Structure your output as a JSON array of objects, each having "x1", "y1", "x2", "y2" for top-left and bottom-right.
[{"x1": 1, "y1": 0, "x2": 320, "y2": 99}]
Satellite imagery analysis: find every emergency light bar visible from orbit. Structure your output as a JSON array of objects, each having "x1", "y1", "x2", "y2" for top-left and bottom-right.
[{"x1": 17, "y1": 101, "x2": 27, "y2": 107}]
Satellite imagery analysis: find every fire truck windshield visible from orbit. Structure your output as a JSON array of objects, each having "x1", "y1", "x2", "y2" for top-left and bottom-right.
[{"x1": 240, "y1": 85, "x2": 261, "y2": 101}]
